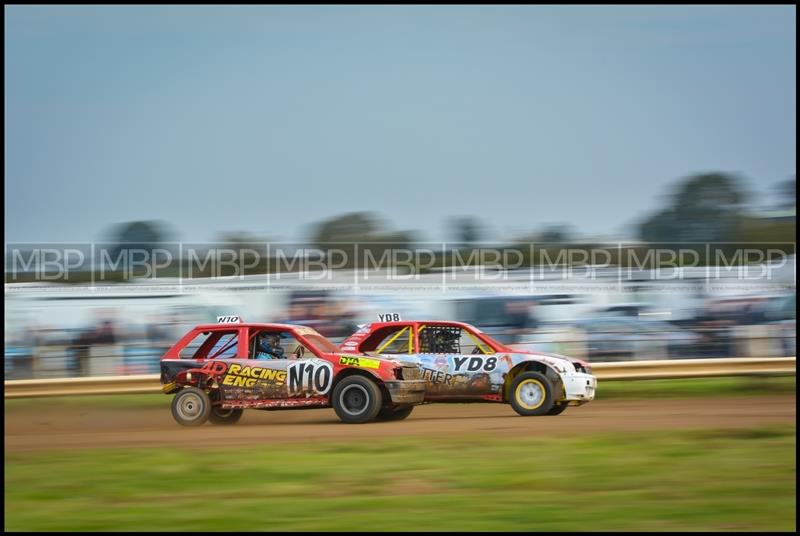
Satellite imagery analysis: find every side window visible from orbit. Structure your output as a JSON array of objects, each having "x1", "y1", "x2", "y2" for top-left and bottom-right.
[
  {"x1": 179, "y1": 330, "x2": 240, "y2": 359},
  {"x1": 459, "y1": 329, "x2": 495, "y2": 355},
  {"x1": 250, "y1": 330, "x2": 313, "y2": 360},
  {"x1": 376, "y1": 327, "x2": 413, "y2": 354},
  {"x1": 207, "y1": 331, "x2": 240, "y2": 359},
  {"x1": 179, "y1": 332, "x2": 208, "y2": 359},
  {"x1": 418, "y1": 326, "x2": 462, "y2": 354},
  {"x1": 359, "y1": 326, "x2": 413, "y2": 355}
]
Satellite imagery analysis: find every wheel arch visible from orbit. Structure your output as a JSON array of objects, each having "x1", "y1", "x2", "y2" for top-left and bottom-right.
[
  {"x1": 332, "y1": 368, "x2": 388, "y2": 402},
  {"x1": 503, "y1": 361, "x2": 565, "y2": 403}
]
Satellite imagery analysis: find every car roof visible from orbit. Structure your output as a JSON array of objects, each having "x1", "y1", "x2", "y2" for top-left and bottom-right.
[
  {"x1": 367, "y1": 320, "x2": 477, "y2": 329},
  {"x1": 193, "y1": 323, "x2": 311, "y2": 331}
]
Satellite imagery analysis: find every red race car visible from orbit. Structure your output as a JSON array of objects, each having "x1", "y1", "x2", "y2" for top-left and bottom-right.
[
  {"x1": 160, "y1": 317, "x2": 425, "y2": 425},
  {"x1": 339, "y1": 320, "x2": 596, "y2": 416}
]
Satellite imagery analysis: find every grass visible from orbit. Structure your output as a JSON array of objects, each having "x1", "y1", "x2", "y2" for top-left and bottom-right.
[
  {"x1": 5, "y1": 375, "x2": 796, "y2": 413},
  {"x1": 4, "y1": 426, "x2": 796, "y2": 531}
]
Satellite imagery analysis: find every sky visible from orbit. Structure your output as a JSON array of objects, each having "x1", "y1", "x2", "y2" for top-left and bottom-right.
[{"x1": 4, "y1": 5, "x2": 796, "y2": 244}]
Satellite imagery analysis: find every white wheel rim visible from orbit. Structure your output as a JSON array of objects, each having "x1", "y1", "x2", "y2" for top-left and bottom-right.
[
  {"x1": 518, "y1": 381, "x2": 544, "y2": 408},
  {"x1": 177, "y1": 392, "x2": 204, "y2": 420}
]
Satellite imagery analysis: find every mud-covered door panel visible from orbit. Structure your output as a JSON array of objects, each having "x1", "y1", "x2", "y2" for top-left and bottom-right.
[
  {"x1": 219, "y1": 360, "x2": 289, "y2": 401},
  {"x1": 224, "y1": 329, "x2": 335, "y2": 400},
  {"x1": 417, "y1": 325, "x2": 504, "y2": 396}
]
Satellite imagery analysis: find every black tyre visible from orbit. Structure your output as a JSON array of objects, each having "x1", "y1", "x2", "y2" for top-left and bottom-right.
[
  {"x1": 376, "y1": 405, "x2": 414, "y2": 421},
  {"x1": 331, "y1": 376, "x2": 383, "y2": 424},
  {"x1": 171, "y1": 387, "x2": 211, "y2": 426},
  {"x1": 546, "y1": 402, "x2": 569, "y2": 416},
  {"x1": 508, "y1": 372, "x2": 555, "y2": 416},
  {"x1": 208, "y1": 406, "x2": 243, "y2": 425}
]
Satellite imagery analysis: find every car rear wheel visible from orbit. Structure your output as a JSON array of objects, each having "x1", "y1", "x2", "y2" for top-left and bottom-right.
[
  {"x1": 171, "y1": 387, "x2": 211, "y2": 426},
  {"x1": 208, "y1": 406, "x2": 243, "y2": 425},
  {"x1": 376, "y1": 405, "x2": 414, "y2": 421},
  {"x1": 508, "y1": 372, "x2": 554, "y2": 416},
  {"x1": 331, "y1": 376, "x2": 383, "y2": 424}
]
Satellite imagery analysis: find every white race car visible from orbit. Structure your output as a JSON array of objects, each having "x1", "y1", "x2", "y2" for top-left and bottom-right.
[{"x1": 339, "y1": 319, "x2": 596, "y2": 416}]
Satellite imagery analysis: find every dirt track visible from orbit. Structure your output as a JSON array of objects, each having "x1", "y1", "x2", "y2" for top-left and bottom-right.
[{"x1": 5, "y1": 395, "x2": 795, "y2": 453}]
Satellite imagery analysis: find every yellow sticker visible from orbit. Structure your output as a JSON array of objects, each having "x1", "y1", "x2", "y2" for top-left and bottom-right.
[{"x1": 339, "y1": 356, "x2": 381, "y2": 369}]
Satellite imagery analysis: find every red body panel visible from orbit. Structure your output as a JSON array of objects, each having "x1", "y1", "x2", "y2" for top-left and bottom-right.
[{"x1": 161, "y1": 322, "x2": 406, "y2": 409}]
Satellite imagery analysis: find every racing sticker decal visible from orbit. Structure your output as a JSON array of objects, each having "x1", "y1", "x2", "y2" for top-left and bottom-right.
[
  {"x1": 288, "y1": 358, "x2": 333, "y2": 396},
  {"x1": 452, "y1": 356, "x2": 497, "y2": 373},
  {"x1": 216, "y1": 360, "x2": 288, "y2": 401},
  {"x1": 417, "y1": 354, "x2": 506, "y2": 395},
  {"x1": 339, "y1": 326, "x2": 371, "y2": 351},
  {"x1": 339, "y1": 356, "x2": 380, "y2": 369},
  {"x1": 222, "y1": 363, "x2": 287, "y2": 388},
  {"x1": 199, "y1": 361, "x2": 229, "y2": 375},
  {"x1": 378, "y1": 313, "x2": 401, "y2": 322}
]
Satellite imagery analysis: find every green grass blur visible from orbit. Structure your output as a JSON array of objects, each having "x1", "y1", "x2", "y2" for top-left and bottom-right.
[
  {"x1": 4, "y1": 426, "x2": 796, "y2": 531},
  {"x1": 5, "y1": 377, "x2": 796, "y2": 531},
  {"x1": 5, "y1": 375, "x2": 796, "y2": 412}
]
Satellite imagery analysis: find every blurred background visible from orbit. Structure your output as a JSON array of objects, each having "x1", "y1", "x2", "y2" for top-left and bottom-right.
[
  {"x1": 4, "y1": 213, "x2": 796, "y2": 379},
  {"x1": 4, "y1": 5, "x2": 796, "y2": 379},
  {"x1": 4, "y1": 6, "x2": 796, "y2": 533}
]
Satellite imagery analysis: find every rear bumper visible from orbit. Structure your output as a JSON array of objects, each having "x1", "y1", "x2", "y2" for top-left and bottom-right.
[
  {"x1": 560, "y1": 372, "x2": 597, "y2": 405},
  {"x1": 384, "y1": 379, "x2": 426, "y2": 405}
]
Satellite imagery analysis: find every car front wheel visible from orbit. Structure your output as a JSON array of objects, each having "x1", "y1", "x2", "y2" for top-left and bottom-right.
[
  {"x1": 508, "y1": 372, "x2": 555, "y2": 416},
  {"x1": 331, "y1": 376, "x2": 383, "y2": 424}
]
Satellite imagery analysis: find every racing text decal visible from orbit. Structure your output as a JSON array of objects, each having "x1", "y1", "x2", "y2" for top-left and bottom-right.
[{"x1": 222, "y1": 363, "x2": 286, "y2": 388}]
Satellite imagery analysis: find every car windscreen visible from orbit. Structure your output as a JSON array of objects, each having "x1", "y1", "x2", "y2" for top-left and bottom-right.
[{"x1": 300, "y1": 333, "x2": 340, "y2": 354}]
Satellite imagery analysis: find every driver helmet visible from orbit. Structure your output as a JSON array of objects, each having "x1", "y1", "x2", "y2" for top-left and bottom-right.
[{"x1": 260, "y1": 332, "x2": 285, "y2": 346}]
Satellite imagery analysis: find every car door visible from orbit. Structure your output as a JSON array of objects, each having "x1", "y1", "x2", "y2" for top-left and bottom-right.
[
  {"x1": 224, "y1": 328, "x2": 333, "y2": 401},
  {"x1": 208, "y1": 327, "x2": 292, "y2": 402},
  {"x1": 416, "y1": 324, "x2": 502, "y2": 397}
]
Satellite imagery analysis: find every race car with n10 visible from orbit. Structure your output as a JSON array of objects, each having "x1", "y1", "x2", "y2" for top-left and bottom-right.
[
  {"x1": 339, "y1": 320, "x2": 597, "y2": 416},
  {"x1": 160, "y1": 317, "x2": 426, "y2": 425}
]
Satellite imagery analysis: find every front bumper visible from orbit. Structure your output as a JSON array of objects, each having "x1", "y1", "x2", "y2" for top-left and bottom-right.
[
  {"x1": 559, "y1": 372, "x2": 597, "y2": 405},
  {"x1": 384, "y1": 379, "x2": 426, "y2": 405}
]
